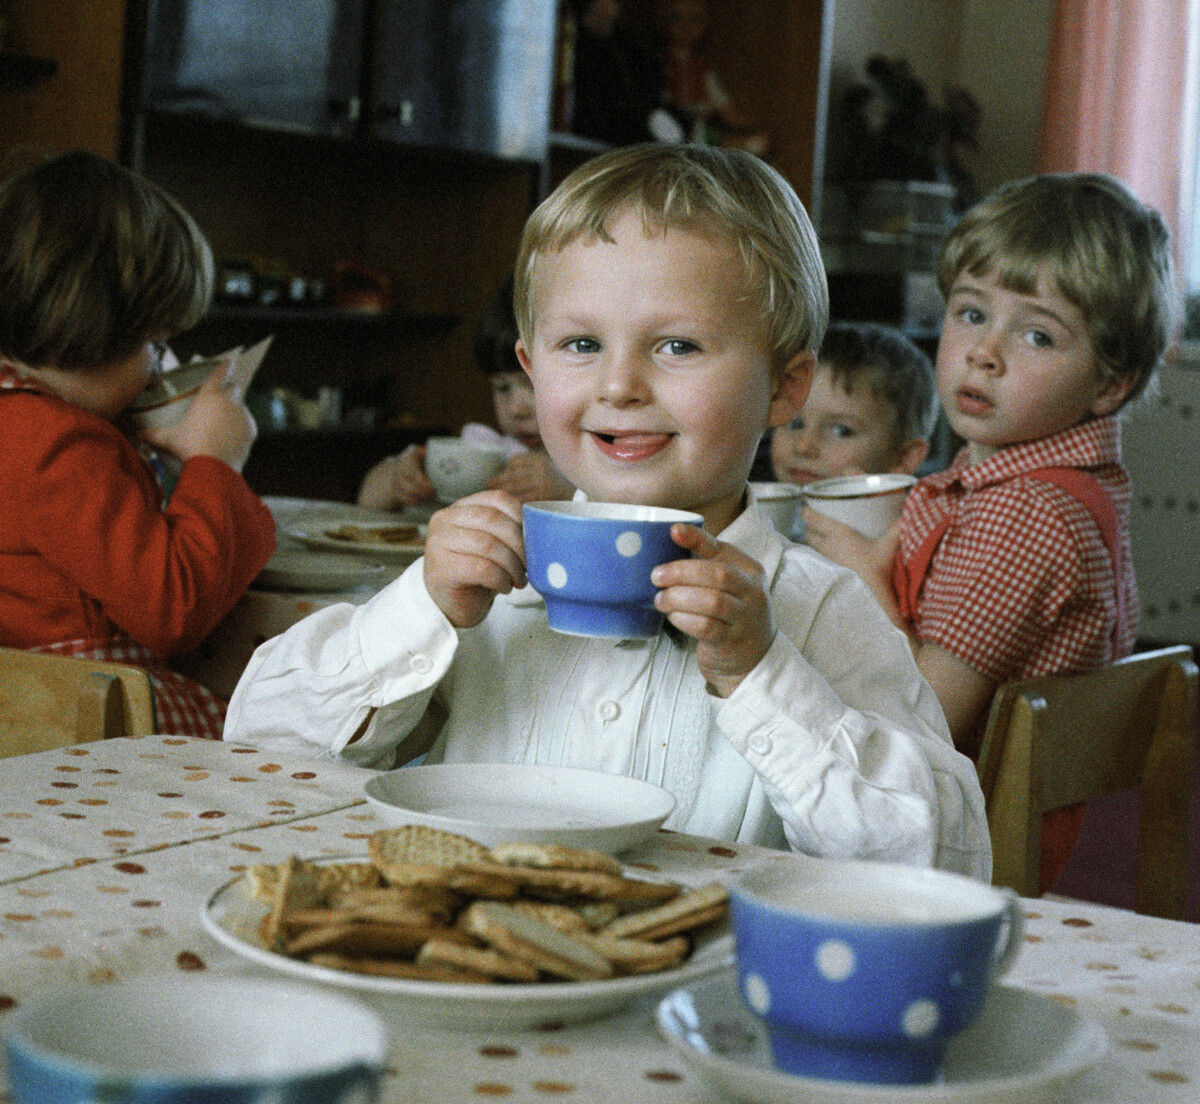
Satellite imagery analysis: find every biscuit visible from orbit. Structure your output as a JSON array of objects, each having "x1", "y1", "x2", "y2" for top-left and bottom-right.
[
  {"x1": 581, "y1": 933, "x2": 690, "y2": 975},
  {"x1": 247, "y1": 859, "x2": 380, "y2": 905},
  {"x1": 601, "y1": 882, "x2": 729, "y2": 941},
  {"x1": 329, "y1": 884, "x2": 462, "y2": 922},
  {"x1": 309, "y1": 952, "x2": 492, "y2": 983},
  {"x1": 488, "y1": 841, "x2": 624, "y2": 875},
  {"x1": 416, "y1": 937, "x2": 540, "y2": 982},
  {"x1": 325, "y1": 523, "x2": 419, "y2": 545},
  {"x1": 459, "y1": 901, "x2": 614, "y2": 981},
  {"x1": 458, "y1": 861, "x2": 680, "y2": 905},
  {"x1": 368, "y1": 825, "x2": 492, "y2": 878},
  {"x1": 261, "y1": 855, "x2": 327, "y2": 950},
  {"x1": 285, "y1": 918, "x2": 471, "y2": 959}
]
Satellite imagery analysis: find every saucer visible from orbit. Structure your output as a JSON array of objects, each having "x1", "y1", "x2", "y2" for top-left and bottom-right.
[{"x1": 656, "y1": 972, "x2": 1106, "y2": 1104}]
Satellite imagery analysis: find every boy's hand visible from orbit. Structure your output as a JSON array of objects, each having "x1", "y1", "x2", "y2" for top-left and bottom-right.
[
  {"x1": 803, "y1": 507, "x2": 903, "y2": 624},
  {"x1": 357, "y1": 445, "x2": 435, "y2": 510},
  {"x1": 650, "y1": 524, "x2": 775, "y2": 698},
  {"x1": 139, "y1": 361, "x2": 257, "y2": 472},
  {"x1": 423, "y1": 490, "x2": 526, "y2": 628},
  {"x1": 486, "y1": 452, "x2": 574, "y2": 503}
]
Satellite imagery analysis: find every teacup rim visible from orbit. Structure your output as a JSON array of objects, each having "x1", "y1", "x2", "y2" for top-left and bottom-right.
[
  {"x1": 732, "y1": 856, "x2": 1014, "y2": 927},
  {"x1": 525, "y1": 501, "x2": 705, "y2": 525},
  {"x1": 425, "y1": 435, "x2": 509, "y2": 457},
  {"x1": 801, "y1": 473, "x2": 917, "y2": 501},
  {"x1": 749, "y1": 481, "x2": 803, "y2": 501}
]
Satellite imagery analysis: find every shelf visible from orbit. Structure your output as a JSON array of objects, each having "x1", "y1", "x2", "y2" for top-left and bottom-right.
[
  {"x1": 203, "y1": 303, "x2": 459, "y2": 335},
  {"x1": 0, "y1": 50, "x2": 57, "y2": 89}
]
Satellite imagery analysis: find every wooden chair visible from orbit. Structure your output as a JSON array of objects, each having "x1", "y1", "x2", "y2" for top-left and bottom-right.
[
  {"x1": 0, "y1": 647, "x2": 157, "y2": 758},
  {"x1": 976, "y1": 645, "x2": 1198, "y2": 919}
]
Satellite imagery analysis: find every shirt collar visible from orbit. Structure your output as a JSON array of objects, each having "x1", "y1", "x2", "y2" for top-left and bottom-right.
[{"x1": 932, "y1": 415, "x2": 1123, "y2": 493}]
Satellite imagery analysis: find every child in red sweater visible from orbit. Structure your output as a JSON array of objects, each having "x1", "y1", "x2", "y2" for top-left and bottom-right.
[{"x1": 0, "y1": 150, "x2": 275, "y2": 739}]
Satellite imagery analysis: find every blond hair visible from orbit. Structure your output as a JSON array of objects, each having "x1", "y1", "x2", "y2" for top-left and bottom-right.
[
  {"x1": 513, "y1": 143, "x2": 828, "y2": 368},
  {"x1": 0, "y1": 149, "x2": 213, "y2": 371},
  {"x1": 938, "y1": 172, "x2": 1175, "y2": 406}
]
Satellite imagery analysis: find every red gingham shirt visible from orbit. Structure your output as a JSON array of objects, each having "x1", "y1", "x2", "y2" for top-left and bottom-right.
[{"x1": 897, "y1": 415, "x2": 1137, "y2": 685}]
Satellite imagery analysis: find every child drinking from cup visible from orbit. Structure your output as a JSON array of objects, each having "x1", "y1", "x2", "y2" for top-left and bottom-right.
[
  {"x1": 805, "y1": 173, "x2": 1174, "y2": 886},
  {"x1": 356, "y1": 276, "x2": 574, "y2": 508},
  {"x1": 226, "y1": 144, "x2": 988, "y2": 877},
  {"x1": 0, "y1": 150, "x2": 275, "y2": 740},
  {"x1": 771, "y1": 321, "x2": 937, "y2": 490}
]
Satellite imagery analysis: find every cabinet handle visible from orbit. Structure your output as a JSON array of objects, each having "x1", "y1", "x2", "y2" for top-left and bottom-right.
[
  {"x1": 328, "y1": 96, "x2": 361, "y2": 122},
  {"x1": 376, "y1": 101, "x2": 414, "y2": 127}
]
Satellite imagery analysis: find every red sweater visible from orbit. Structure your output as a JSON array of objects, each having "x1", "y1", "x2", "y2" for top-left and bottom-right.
[{"x1": 0, "y1": 367, "x2": 275, "y2": 658}]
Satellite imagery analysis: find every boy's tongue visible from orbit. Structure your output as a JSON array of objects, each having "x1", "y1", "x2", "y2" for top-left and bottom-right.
[{"x1": 594, "y1": 431, "x2": 672, "y2": 461}]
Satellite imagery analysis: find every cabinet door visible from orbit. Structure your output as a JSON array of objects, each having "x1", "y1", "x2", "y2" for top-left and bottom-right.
[
  {"x1": 372, "y1": 0, "x2": 555, "y2": 161},
  {"x1": 142, "y1": 0, "x2": 366, "y2": 136}
]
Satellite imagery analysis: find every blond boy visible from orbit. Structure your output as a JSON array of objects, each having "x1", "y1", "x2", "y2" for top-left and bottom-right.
[{"x1": 226, "y1": 145, "x2": 988, "y2": 877}]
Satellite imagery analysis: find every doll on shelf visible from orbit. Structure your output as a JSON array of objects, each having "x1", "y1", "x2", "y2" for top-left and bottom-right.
[{"x1": 659, "y1": 0, "x2": 768, "y2": 155}]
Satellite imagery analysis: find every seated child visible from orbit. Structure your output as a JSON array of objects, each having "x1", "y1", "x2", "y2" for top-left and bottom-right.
[
  {"x1": 226, "y1": 143, "x2": 989, "y2": 878},
  {"x1": 0, "y1": 150, "x2": 276, "y2": 740},
  {"x1": 356, "y1": 276, "x2": 574, "y2": 509},
  {"x1": 770, "y1": 320, "x2": 936, "y2": 490},
  {"x1": 805, "y1": 172, "x2": 1174, "y2": 887}
]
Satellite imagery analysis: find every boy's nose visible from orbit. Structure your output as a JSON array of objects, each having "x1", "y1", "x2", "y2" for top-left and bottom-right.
[
  {"x1": 597, "y1": 350, "x2": 649, "y2": 405},
  {"x1": 966, "y1": 330, "x2": 1004, "y2": 372}
]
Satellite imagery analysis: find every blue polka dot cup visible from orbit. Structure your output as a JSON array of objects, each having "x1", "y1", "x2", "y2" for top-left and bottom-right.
[
  {"x1": 523, "y1": 501, "x2": 704, "y2": 638},
  {"x1": 4, "y1": 976, "x2": 388, "y2": 1103},
  {"x1": 730, "y1": 857, "x2": 1023, "y2": 1085}
]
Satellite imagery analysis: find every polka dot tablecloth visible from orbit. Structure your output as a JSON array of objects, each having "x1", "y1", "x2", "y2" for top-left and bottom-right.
[{"x1": 2, "y1": 736, "x2": 1199, "y2": 1103}]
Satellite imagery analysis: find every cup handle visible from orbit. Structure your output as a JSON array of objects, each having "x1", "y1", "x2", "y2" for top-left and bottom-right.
[{"x1": 990, "y1": 888, "x2": 1024, "y2": 979}]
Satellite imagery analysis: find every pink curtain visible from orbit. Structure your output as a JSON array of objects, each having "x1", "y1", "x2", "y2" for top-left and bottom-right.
[{"x1": 1038, "y1": 0, "x2": 1199, "y2": 264}]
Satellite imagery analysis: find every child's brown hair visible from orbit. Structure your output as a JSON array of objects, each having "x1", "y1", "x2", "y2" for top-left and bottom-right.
[
  {"x1": 0, "y1": 149, "x2": 213, "y2": 371},
  {"x1": 937, "y1": 172, "x2": 1174, "y2": 406}
]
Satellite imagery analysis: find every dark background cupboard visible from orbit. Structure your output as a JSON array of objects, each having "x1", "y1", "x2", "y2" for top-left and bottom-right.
[{"x1": 1, "y1": 0, "x2": 830, "y2": 500}]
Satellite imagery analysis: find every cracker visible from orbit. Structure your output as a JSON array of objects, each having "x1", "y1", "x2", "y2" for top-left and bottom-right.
[
  {"x1": 416, "y1": 938, "x2": 540, "y2": 982},
  {"x1": 458, "y1": 860, "x2": 680, "y2": 905},
  {"x1": 247, "y1": 859, "x2": 379, "y2": 905},
  {"x1": 601, "y1": 882, "x2": 729, "y2": 940},
  {"x1": 309, "y1": 952, "x2": 493, "y2": 984},
  {"x1": 488, "y1": 841, "x2": 623, "y2": 875},
  {"x1": 261, "y1": 855, "x2": 326, "y2": 950},
  {"x1": 459, "y1": 901, "x2": 614, "y2": 981},
  {"x1": 581, "y1": 933, "x2": 690, "y2": 975},
  {"x1": 368, "y1": 825, "x2": 492, "y2": 878},
  {"x1": 285, "y1": 918, "x2": 470, "y2": 959},
  {"x1": 329, "y1": 884, "x2": 462, "y2": 922},
  {"x1": 325, "y1": 523, "x2": 419, "y2": 545},
  {"x1": 510, "y1": 900, "x2": 591, "y2": 935}
]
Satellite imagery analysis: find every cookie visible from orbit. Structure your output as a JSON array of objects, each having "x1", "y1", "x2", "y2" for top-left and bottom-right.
[
  {"x1": 368, "y1": 824, "x2": 492, "y2": 874},
  {"x1": 416, "y1": 938, "x2": 540, "y2": 982},
  {"x1": 308, "y1": 952, "x2": 492, "y2": 983},
  {"x1": 601, "y1": 881, "x2": 729, "y2": 941},
  {"x1": 458, "y1": 901, "x2": 614, "y2": 981},
  {"x1": 488, "y1": 841, "x2": 623, "y2": 876}
]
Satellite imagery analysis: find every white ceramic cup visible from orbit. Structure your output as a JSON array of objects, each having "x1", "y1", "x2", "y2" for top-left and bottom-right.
[
  {"x1": 750, "y1": 482, "x2": 802, "y2": 536},
  {"x1": 802, "y1": 473, "x2": 916, "y2": 538},
  {"x1": 424, "y1": 436, "x2": 509, "y2": 501}
]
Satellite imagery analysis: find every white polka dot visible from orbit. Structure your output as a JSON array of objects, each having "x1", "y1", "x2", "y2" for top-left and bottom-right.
[
  {"x1": 743, "y1": 972, "x2": 771, "y2": 1014},
  {"x1": 902, "y1": 999, "x2": 940, "y2": 1038},
  {"x1": 814, "y1": 939, "x2": 856, "y2": 981},
  {"x1": 615, "y1": 531, "x2": 642, "y2": 557},
  {"x1": 547, "y1": 563, "x2": 568, "y2": 588}
]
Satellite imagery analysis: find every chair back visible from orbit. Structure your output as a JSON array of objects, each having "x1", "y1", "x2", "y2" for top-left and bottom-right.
[
  {"x1": 976, "y1": 645, "x2": 1197, "y2": 919},
  {"x1": 0, "y1": 648, "x2": 157, "y2": 758}
]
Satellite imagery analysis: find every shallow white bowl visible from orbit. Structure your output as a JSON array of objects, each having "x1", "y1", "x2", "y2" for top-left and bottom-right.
[{"x1": 363, "y1": 762, "x2": 676, "y2": 852}]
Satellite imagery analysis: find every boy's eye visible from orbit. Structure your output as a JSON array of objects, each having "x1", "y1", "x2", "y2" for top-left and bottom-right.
[
  {"x1": 829, "y1": 422, "x2": 855, "y2": 440},
  {"x1": 957, "y1": 305, "x2": 985, "y2": 324},
  {"x1": 1025, "y1": 329, "x2": 1055, "y2": 349},
  {"x1": 659, "y1": 338, "x2": 698, "y2": 356},
  {"x1": 564, "y1": 337, "x2": 600, "y2": 354}
]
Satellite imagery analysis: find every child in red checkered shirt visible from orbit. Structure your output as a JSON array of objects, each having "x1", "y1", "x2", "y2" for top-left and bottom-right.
[{"x1": 805, "y1": 173, "x2": 1175, "y2": 886}]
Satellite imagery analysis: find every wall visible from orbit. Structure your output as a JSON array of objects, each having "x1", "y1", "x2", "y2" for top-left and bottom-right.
[{"x1": 827, "y1": 0, "x2": 1053, "y2": 195}]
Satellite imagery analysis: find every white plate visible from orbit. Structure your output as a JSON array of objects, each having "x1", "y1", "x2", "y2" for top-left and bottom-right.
[
  {"x1": 200, "y1": 856, "x2": 733, "y2": 1029},
  {"x1": 656, "y1": 973, "x2": 1107, "y2": 1104},
  {"x1": 256, "y1": 549, "x2": 389, "y2": 592},
  {"x1": 285, "y1": 521, "x2": 427, "y2": 562},
  {"x1": 363, "y1": 763, "x2": 677, "y2": 852}
]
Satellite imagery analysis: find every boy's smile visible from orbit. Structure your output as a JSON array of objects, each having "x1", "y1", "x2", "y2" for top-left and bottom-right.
[
  {"x1": 516, "y1": 210, "x2": 809, "y2": 534},
  {"x1": 937, "y1": 270, "x2": 1134, "y2": 464}
]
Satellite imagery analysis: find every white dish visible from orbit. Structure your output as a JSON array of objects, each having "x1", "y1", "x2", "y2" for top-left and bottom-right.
[
  {"x1": 256, "y1": 549, "x2": 389, "y2": 592},
  {"x1": 200, "y1": 856, "x2": 733, "y2": 1029},
  {"x1": 285, "y1": 520, "x2": 427, "y2": 562},
  {"x1": 656, "y1": 973, "x2": 1106, "y2": 1104},
  {"x1": 363, "y1": 763, "x2": 677, "y2": 852}
]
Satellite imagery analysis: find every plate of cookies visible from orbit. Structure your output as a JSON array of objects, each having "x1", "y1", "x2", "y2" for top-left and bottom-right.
[
  {"x1": 285, "y1": 520, "x2": 427, "y2": 562},
  {"x1": 200, "y1": 825, "x2": 733, "y2": 1029},
  {"x1": 363, "y1": 763, "x2": 677, "y2": 853}
]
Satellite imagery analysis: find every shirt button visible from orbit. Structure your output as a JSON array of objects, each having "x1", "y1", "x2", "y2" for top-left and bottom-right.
[
  {"x1": 410, "y1": 655, "x2": 432, "y2": 674},
  {"x1": 748, "y1": 734, "x2": 772, "y2": 756},
  {"x1": 597, "y1": 701, "x2": 620, "y2": 722}
]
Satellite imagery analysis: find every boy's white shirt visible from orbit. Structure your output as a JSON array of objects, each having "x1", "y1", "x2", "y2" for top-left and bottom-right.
[{"x1": 224, "y1": 495, "x2": 990, "y2": 880}]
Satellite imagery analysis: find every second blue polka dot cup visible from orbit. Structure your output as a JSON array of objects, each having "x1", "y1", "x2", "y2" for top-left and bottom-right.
[
  {"x1": 730, "y1": 856, "x2": 1023, "y2": 1085},
  {"x1": 523, "y1": 501, "x2": 704, "y2": 637}
]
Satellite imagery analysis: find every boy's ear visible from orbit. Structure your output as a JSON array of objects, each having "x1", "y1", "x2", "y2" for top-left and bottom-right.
[
  {"x1": 891, "y1": 437, "x2": 929, "y2": 476},
  {"x1": 515, "y1": 339, "x2": 533, "y2": 378},
  {"x1": 766, "y1": 351, "x2": 814, "y2": 429},
  {"x1": 1089, "y1": 371, "x2": 1137, "y2": 417}
]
